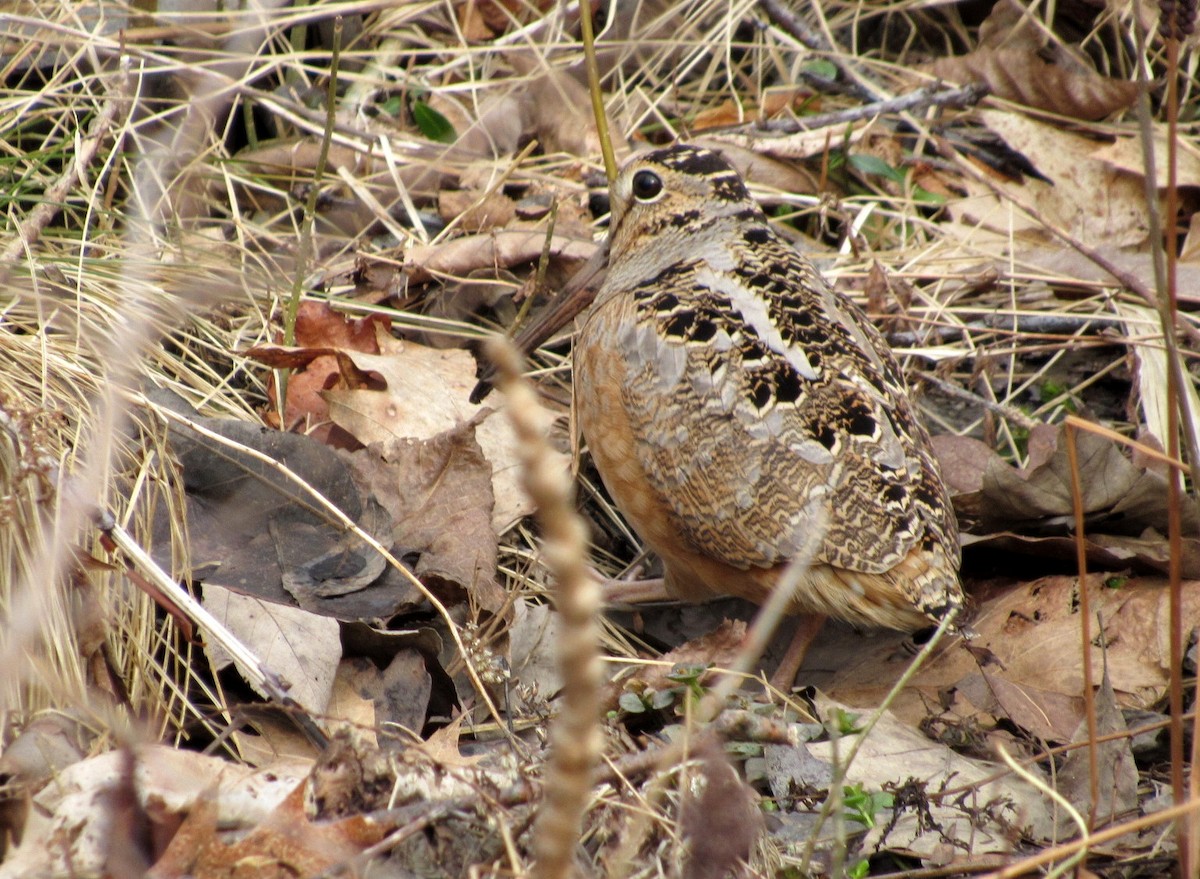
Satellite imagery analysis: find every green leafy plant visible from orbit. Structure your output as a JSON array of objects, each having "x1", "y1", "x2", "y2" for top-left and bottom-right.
[
  {"x1": 411, "y1": 99, "x2": 456, "y2": 143},
  {"x1": 832, "y1": 708, "x2": 865, "y2": 736},
  {"x1": 842, "y1": 783, "x2": 894, "y2": 829}
]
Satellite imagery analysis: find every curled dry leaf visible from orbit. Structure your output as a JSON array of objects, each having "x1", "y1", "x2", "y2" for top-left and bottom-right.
[
  {"x1": 921, "y1": 48, "x2": 1137, "y2": 121},
  {"x1": 324, "y1": 331, "x2": 569, "y2": 533},
  {"x1": 398, "y1": 229, "x2": 597, "y2": 287},
  {"x1": 690, "y1": 87, "x2": 817, "y2": 130},
  {"x1": 809, "y1": 574, "x2": 1200, "y2": 743}
]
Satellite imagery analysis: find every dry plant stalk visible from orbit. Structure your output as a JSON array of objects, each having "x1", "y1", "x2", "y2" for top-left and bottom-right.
[{"x1": 488, "y1": 337, "x2": 601, "y2": 879}]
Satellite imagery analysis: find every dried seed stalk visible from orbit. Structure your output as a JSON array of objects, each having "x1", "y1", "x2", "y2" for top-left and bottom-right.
[{"x1": 489, "y1": 338, "x2": 601, "y2": 879}]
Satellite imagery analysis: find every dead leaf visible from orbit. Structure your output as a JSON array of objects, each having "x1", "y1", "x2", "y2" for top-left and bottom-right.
[
  {"x1": 691, "y1": 88, "x2": 817, "y2": 130},
  {"x1": 921, "y1": 48, "x2": 1137, "y2": 121},
  {"x1": 0, "y1": 746, "x2": 307, "y2": 879},
  {"x1": 808, "y1": 695, "x2": 1056, "y2": 854},
  {"x1": 147, "y1": 393, "x2": 414, "y2": 621},
  {"x1": 1055, "y1": 664, "x2": 1138, "y2": 830},
  {"x1": 509, "y1": 598, "x2": 563, "y2": 699},
  {"x1": 203, "y1": 584, "x2": 341, "y2": 715},
  {"x1": 681, "y1": 732, "x2": 764, "y2": 879},
  {"x1": 347, "y1": 413, "x2": 504, "y2": 617},
  {"x1": 520, "y1": 68, "x2": 603, "y2": 157},
  {"x1": 149, "y1": 779, "x2": 384, "y2": 879},
  {"x1": 930, "y1": 434, "x2": 996, "y2": 495},
  {"x1": 945, "y1": 110, "x2": 1152, "y2": 250},
  {"x1": 265, "y1": 301, "x2": 388, "y2": 443},
  {"x1": 808, "y1": 575, "x2": 1200, "y2": 741},
  {"x1": 1091, "y1": 132, "x2": 1200, "y2": 189},
  {"x1": 602, "y1": 619, "x2": 747, "y2": 713},
  {"x1": 325, "y1": 332, "x2": 569, "y2": 532},
  {"x1": 978, "y1": 422, "x2": 1199, "y2": 534},
  {"x1": 417, "y1": 714, "x2": 486, "y2": 769},
  {"x1": 438, "y1": 188, "x2": 517, "y2": 233},
  {"x1": 955, "y1": 671, "x2": 1083, "y2": 742}
]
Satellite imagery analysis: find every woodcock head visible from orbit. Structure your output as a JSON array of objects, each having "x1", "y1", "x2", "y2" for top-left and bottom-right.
[{"x1": 605, "y1": 146, "x2": 768, "y2": 290}]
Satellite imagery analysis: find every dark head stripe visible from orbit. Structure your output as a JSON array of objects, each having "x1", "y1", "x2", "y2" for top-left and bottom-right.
[
  {"x1": 641, "y1": 145, "x2": 751, "y2": 202},
  {"x1": 648, "y1": 145, "x2": 731, "y2": 176}
]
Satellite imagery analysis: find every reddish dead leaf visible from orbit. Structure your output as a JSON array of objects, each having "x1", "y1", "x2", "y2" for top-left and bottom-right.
[
  {"x1": 149, "y1": 781, "x2": 385, "y2": 879},
  {"x1": 922, "y1": 48, "x2": 1137, "y2": 121},
  {"x1": 691, "y1": 88, "x2": 817, "y2": 130},
  {"x1": 249, "y1": 302, "x2": 389, "y2": 444},
  {"x1": 454, "y1": 0, "x2": 552, "y2": 40}
]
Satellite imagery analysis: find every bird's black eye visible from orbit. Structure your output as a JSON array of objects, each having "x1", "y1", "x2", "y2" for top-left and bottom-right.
[{"x1": 631, "y1": 169, "x2": 663, "y2": 201}]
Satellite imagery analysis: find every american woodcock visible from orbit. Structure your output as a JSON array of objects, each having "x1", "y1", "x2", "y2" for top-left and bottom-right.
[{"x1": 573, "y1": 145, "x2": 964, "y2": 650}]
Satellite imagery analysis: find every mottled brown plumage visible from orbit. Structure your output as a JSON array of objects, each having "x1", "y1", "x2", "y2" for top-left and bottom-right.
[{"x1": 574, "y1": 144, "x2": 963, "y2": 632}]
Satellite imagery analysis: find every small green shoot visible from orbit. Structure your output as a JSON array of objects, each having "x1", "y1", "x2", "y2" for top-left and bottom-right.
[
  {"x1": 833, "y1": 708, "x2": 865, "y2": 736},
  {"x1": 848, "y1": 858, "x2": 871, "y2": 878},
  {"x1": 842, "y1": 783, "x2": 894, "y2": 828}
]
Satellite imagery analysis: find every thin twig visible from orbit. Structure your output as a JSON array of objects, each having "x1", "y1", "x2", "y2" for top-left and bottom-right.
[
  {"x1": 1064, "y1": 427, "x2": 1099, "y2": 832},
  {"x1": 756, "y1": 0, "x2": 880, "y2": 102},
  {"x1": 752, "y1": 83, "x2": 989, "y2": 135}
]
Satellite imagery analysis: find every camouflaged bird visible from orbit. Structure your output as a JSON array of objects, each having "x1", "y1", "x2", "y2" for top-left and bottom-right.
[{"x1": 573, "y1": 144, "x2": 964, "y2": 636}]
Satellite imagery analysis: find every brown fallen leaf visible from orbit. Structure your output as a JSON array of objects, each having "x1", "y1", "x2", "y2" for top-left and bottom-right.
[
  {"x1": 944, "y1": 109, "x2": 1152, "y2": 250},
  {"x1": 415, "y1": 713, "x2": 487, "y2": 769},
  {"x1": 262, "y1": 301, "x2": 388, "y2": 443},
  {"x1": 438, "y1": 188, "x2": 518, "y2": 233},
  {"x1": 978, "y1": 422, "x2": 1198, "y2": 534},
  {"x1": 324, "y1": 332, "x2": 569, "y2": 532},
  {"x1": 807, "y1": 574, "x2": 1200, "y2": 740},
  {"x1": 149, "y1": 780, "x2": 384, "y2": 879},
  {"x1": 347, "y1": 412, "x2": 506, "y2": 618},
  {"x1": 680, "y1": 732, "x2": 764, "y2": 879},
  {"x1": 1055, "y1": 663, "x2": 1138, "y2": 831},
  {"x1": 921, "y1": 48, "x2": 1137, "y2": 121}
]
